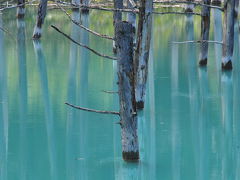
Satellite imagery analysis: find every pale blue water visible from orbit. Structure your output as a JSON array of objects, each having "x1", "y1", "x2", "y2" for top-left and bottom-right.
[{"x1": 0, "y1": 7, "x2": 240, "y2": 180}]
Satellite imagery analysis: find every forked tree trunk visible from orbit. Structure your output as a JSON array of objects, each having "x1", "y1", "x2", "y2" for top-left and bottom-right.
[
  {"x1": 222, "y1": 0, "x2": 235, "y2": 70},
  {"x1": 80, "y1": 0, "x2": 89, "y2": 14},
  {"x1": 115, "y1": 21, "x2": 139, "y2": 161},
  {"x1": 113, "y1": 0, "x2": 123, "y2": 53},
  {"x1": 185, "y1": 0, "x2": 195, "y2": 12},
  {"x1": 134, "y1": 0, "x2": 153, "y2": 109},
  {"x1": 199, "y1": 0, "x2": 211, "y2": 66},
  {"x1": 32, "y1": 0, "x2": 48, "y2": 39},
  {"x1": 17, "y1": 0, "x2": 25, "y2": 18}
]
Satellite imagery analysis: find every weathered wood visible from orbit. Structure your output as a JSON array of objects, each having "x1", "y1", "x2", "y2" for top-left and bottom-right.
[
  {"x1": 222, "y1": 0, "x2": 235, "y2": 70},
  {"x1": 235, "y1": 0, "x2": 239, "y2": 17},
  {"x1": 127, "y1": 0, "x2": 137, "y2": 29},
  {"x1": 134, "y1": 0, "x2": 153, "y2": 109},
  {"x1": 17, "y1": 0, "x2": 25, "y2": 18},
  {"x1": 33, "y1": 0, "x2": 48, "y2": 39},
  {"x1": 115, "y1": 21, "x2": 139, "y2": 161},
  {"x1": 113, "y1": 0, "x2": 123, "y2": 53},
  {"x1": 199, "y1": 0, "x2": 211, "y2": 66}
]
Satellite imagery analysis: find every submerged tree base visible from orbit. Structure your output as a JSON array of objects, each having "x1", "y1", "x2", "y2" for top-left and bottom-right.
[
  {"x1": 222, "y1": 61, "x2": 232, "y2": 70},
  {"x1": 122, "y1": 151, "x2": 139, "y2": 162},
  {"x1": 136, "y1": 101, "x2": 144, "y2": 110},
  {"x1": 184, "y1": 8, "x2": 193, "y2": 13},
  {"x1": 81, "y1": 8, "x2": 89, "y2": 14},
  {"x1": 199, "y1": 58, "x2": 207, "y2": 66}
]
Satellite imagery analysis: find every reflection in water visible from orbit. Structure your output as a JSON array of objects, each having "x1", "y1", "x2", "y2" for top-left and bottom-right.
[
  {"x1": 0, "y1": 12, "x2": 8, "y2": 180},
  {"x1": 79, "y1": 12, "x2": 90, "y2": 180},
  {"x1": 171, "y1": 21, "x2": 180, "y2": 180},
  {"x1": 198, "y1": 67, "x2": 209, "y2": 180},
  {"x1": 33, "y1": 40, "x2": 58, "y2": 180},
  {"x1": 17, "y1": 18, "x2": 28, "y2": 179},
  {"x1": 221, "y1": 72, "x2": 233, "y2": 180},
  {"x1": 1, "y1": 8, "x2": 240, "y2": 180},
  {"x1": 213, "y1": 9, "x2": 222, "y2": 71}
]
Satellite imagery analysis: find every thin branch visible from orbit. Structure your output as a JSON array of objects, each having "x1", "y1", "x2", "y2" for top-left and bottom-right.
[
  {"x1": 57, "y1": 3, "x2": 114, "y2": 40},
  {"x1": 56, "y1": 0, "x2": 139, "y2": 13},
  {"x1": 153, "y1": 0, "x2": 223, "y2": 11},
  {"x1": 128, "y1": 0, "x2": 137, "y2": 8},
  {"x1": 0, "y1": 0, "x2": 37, "y2": 11},
  {"x1": 51, "y1": 25, "x2": 117, "y2": 60},
  {"x1": 102, "y1": 90, "x2": 119, "y2": 94},
  {"x1": 172, "y1": 40, "x2": 223, "y2": 44},
  {"x1": 0, "y1": 26, "x2": 15, "y2": 40},
  {"x1": 65, "y1": 102, "x2": 120, "y2": 115},
  {"x1": 153, "y1": 11, "x2": 201, "y2": 16}
]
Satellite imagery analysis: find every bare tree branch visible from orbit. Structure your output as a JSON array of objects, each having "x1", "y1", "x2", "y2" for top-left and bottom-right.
[
  {"x1": 102, "y1": 90, "x2": 119, "y2": 94},
  {"x1": 128, "y1": 0, "x2": 137, "y2": 8},
  {"x1": 65, "y1": 102, "x2": 120, "y2": 115},
  {"x1": 153, "y1": 0, "x2": 223, "y2": 11},
  {"x1": 51, "y1": 25, "x2": 117, "y2": 60},
  {"x1": 56, "y1": 0, "x2": 139, "y2": 13},
  {"x1": 153, "y1": 11, "x2": 201, "y2": 16},
  {"x1": 172, "y1": 40, "x2": 223, "y2": 44},
  {"x1": 0, "y1": 0, "x2": 37, "y2": 11},
  {"x1": 57, "y1": 3, "x2": 114, "y2": 40}
]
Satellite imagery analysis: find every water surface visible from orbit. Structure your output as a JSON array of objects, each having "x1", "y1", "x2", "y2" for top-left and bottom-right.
[{"x1": 0, "y1": 8, "x2": 240, "y2": 180}]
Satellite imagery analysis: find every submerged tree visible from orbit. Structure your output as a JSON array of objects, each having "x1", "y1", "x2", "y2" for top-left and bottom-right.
[
  {"x1": 115, "y1": 21, "x2": 139, "y2": 161},
  {"x1": 199, "y1": 0, "x2": 211, "y2": 65},
  {"x1": 134, "y1": 0, "x2": 153, "y2": 109},
  {"x1": 33, "y1": 0, "x2": 48, "y2": 39},
  {"x1": 17, "y1": 0, "x2": 25, "y2": 18},
  {"x1": 222, "y1": 0, "x2": 235, "y2": 70}
]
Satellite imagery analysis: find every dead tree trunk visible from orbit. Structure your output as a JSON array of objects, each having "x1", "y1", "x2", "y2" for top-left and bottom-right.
[
  {"x1": 235, "y1": 0, "x2": 239, "y2": 17},
  {"x1": 222, "y1": 0, "x2": 235, "y2": 70},
  {"x1": 33, "y1": 0, "x2": 48, "y2": 39},
  {"x1": 17, "y1": 0, "x2": 25, "y2": 18},
  {"x1": 113, "y1": 0, "x2": 123, "y2": 53},
  {"x1": 127, "y1": 0, "x2": 137, "y2": 30},
  {"x1": 199, "y1": 0, "x2": 211, "y2": 66},
  {"x1": 115, "y1": 21, "x2": 139, "y2": 161},
  {"x1": 80, "y1": 0, "x2": 89, "y2": 14},
  {"x1": 185, "y1": 0, "x2": 195, "y2": 12},
  {"x1": 134, "y1": 0, "x2": 153, "y2": 109}
]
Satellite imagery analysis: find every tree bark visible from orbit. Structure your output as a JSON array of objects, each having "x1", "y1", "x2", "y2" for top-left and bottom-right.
[
  {"x1": 127, "y1": 0, "x2": 137, "y2": 30},
  {"x1": 235, "y1": 0, "x2": 239, "y2": 17},
  {"x1": 222, "y1": 0, "x2": 235, "y2": 70},
  {"x1": 17, "y1": 0, "x2": 25, "y2": 18},
  {"x1": 33, "y1": 0, "x2": 48, "y2": 39},
  {"x1": 115, "y1": 21, "x2": 139, "y2": 161},
  {"x1": 199, "y1": 0, "x2": 211, "y2": 66},
  {"x1": 134, "y1": 0, "x2": 153, "y2": 109},
  {"x1": 113, "y1": 0, "x2": 123, "y2": 53}
]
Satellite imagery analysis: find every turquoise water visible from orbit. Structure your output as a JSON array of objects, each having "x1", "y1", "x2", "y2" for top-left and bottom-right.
[{"x1": 0, "y1": 7, "x2": 240, "y2": 180}]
